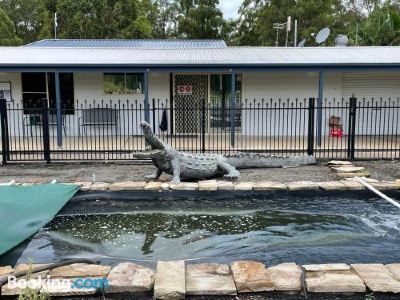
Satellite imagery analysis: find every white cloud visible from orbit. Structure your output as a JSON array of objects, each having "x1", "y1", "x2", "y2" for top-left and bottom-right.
[{"x1": 219, "y1": 0, "x2": 242, "y2": 20}]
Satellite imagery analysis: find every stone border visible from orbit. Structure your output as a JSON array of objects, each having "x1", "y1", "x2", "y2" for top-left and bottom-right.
[
  {"x1": 3, "y1": 179, "x2": 399, "y2": 192},
  {"x1": 2, "y1": 261, "x2": 400, "y2": 297}
]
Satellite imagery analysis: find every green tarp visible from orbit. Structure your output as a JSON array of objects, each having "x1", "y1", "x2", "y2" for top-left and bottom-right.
[{"x1": 0, "y1": 183, "x2": 79, "y2": 255}]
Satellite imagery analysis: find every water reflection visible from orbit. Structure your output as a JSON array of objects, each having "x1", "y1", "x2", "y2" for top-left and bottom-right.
[{"x1": 13, "y1": 193, "x2": 400, "y2": 265}]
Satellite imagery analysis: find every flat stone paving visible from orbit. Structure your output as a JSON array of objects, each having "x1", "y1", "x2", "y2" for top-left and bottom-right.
[
  {"x1": 230, "y1": 261, "x2": 274, "y2": 293},
  {"x1": 154, "y1": 260, "x2": 185, "y2": 300},
  {"x1": 304, "y1": 263, "x2": 366, "y2": 293},
  {"x1": 3, "y1": 261, "x2": 400, "y2": 297},
  {"x1": 351, "y1": 264, "x2": 400, "y2": 293},
  {"x1": 186, "y1": 263, "x2": 236, "y2": 296},
  {"x1": 106, "y1": 262, "x2": 154, "y2": 293}
]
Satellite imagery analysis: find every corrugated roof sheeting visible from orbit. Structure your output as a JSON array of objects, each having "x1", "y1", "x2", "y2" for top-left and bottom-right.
[
  {"x1": 25, "y1": 39, "x2": 227, "y2": 49},
  {"x1": 0, "y1": 46, "x2": 400, "y2": 67}
]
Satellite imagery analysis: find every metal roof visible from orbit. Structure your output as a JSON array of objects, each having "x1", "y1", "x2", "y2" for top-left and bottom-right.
[
  {"x1": 1, "y1": 46, "x2": 400, "y2": 69},
  {"x1": 25, "y1": 39, "x2": 227, "y2": 49}
]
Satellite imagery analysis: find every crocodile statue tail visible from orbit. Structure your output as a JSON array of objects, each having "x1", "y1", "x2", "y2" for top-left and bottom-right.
[{"x1": 225, "y1": 153, "x2": 316, "y2": 169}]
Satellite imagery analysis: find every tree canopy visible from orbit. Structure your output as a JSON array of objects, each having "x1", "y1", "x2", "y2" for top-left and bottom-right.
[{"x1": 0, "y1": 0, "x2": 399, "y2": 46}]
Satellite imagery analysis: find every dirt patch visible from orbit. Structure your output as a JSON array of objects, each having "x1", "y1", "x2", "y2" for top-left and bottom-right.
[
  {"x1": 0, "y1": 160, "x2": 398, "y2": 184},
  {"x1": 356, "y1": 160, "x2": 400, "y2": 181}
]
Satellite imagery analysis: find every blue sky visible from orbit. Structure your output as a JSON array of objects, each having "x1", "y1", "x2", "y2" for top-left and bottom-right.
[{"x1": 219, "y1": 0, "x2": 242, "y2": 19}]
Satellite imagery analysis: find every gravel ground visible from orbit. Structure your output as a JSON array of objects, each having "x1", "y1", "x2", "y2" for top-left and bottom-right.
[{"x1": 0, "y1": 160, "x2": 399, "y2": 183}]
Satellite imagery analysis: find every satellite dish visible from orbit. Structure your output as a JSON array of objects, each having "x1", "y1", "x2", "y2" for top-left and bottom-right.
[
  {"x1": 297, "y1": 38, "x2": 306, "y2": 47},
  {"x1": 315, "y1": 27, "x2": 330, "y2": 45}
]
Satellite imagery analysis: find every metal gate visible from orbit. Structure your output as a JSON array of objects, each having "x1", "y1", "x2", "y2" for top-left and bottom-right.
[
  {"x1": 0, "y1": 99, "x2": 50, "y2": 163},
  {"x1": 174, "y1": 74, "x2": 208, "y2": 134}
]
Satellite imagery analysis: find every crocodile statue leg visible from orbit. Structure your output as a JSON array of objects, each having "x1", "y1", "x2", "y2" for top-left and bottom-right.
[
  {"x1": 171, "y1": 157, "x2": 181, "y2": 183},
  {"x1": 144, "y1": 169, "x2": 163, "y2": 181},
  {"x1": 217, "y1": 159, "x2": 240, "y2": 180}
]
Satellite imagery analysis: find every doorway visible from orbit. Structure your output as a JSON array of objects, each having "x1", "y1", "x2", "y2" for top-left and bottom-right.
[{"x1": 174, "y1": 74, "x2": 208, "y2": 134}]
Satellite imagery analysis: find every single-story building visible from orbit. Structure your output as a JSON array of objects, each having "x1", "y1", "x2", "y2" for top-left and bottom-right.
[{"x1": 0, "y1": 39, "x2": 399, "y2": 161}]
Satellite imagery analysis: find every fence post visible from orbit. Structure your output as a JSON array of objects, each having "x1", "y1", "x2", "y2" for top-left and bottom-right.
[
  {"x1": 230, "y1": 72, "x2": 236, "y2": 147},
  {"x1": 347, "y1": 95, "x2": 357, "y2": 159},
  {"x1": 0, "y1": 99, "x2": 9, "y2": 164},
  {"x1": 201, "y1": 98, "x2": 206, "y2": 153},
  {"x1": 307, "y1": 97, "x2": 315, "y2": 156},
  {"x1": 41, "y1": 99, "x2": 51, "y2": 163},
  {"x1": 152, "y1": 98, "x2": 156, "y2": 133}
]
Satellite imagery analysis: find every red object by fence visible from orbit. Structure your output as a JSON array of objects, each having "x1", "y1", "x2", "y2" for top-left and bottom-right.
[{"x1": 330, "y1": 128, "x2": 343, "y2": 138}]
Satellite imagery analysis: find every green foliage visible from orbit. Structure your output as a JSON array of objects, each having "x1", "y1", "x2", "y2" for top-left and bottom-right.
[
  {"x1": 176, "y1": 0, "x2": 227, "y2": 39},
  {"x1": 0, "y1": 0, "x2": 47, "y2": 44},
  {"x1": 349, "y1": 2, "x2": 400, "y2": 45},
  {"x1": 17, "y1": 260, "x2": 49, "y2": 300},
  {"x1": 0, "y1": 0, "x2": 400, "y2": 46},
  {"x1": 0, "y1": 6, "x2": 22, "y2": 45}
]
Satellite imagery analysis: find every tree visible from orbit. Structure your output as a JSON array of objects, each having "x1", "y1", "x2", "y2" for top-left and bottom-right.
[
  {"x1": 0, "y1": 6, "x2": 22, "y2": 45},
  {"x1": 152, "y1": 0, "x2": 179, "y2": 38},
  {"x1": 55, "y1": 0, "x2": 155, "y2": 39},
  {"x1": 0, "y1": 0, "x2": 48, "y2": 44},
  {"x1": 350, "y1": 2, "x2": 400, "y2": 45},
  {"x1": 176, "y1": 0, "x2": 227, "y2": 39},
  {"x1": 231, "y1": 0, "x2": 267, "y2": 45},
  {"x1": 234, "y1": 0, "x2": 354, "y2": 46}
]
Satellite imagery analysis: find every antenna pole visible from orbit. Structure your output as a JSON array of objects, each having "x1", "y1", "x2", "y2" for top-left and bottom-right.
[
  {"x1": 54, "y1": 13, "x2": 57, "y2": 39},
  {"x1": 294, "y1": 19, "x2": 298, "y2": 47},
  {"x1": 285, "y1": 16, "x2": 291, "y2": 47},
  {"x1": 356, "y1": 23, "x2": 358, "y2": 46}
]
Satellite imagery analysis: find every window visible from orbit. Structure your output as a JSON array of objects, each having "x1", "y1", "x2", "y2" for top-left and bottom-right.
[
  {"x1": 21, "y1": 72, "x2": 75, "y2": 114},
  {"x1": 210, "y1": 74, "x2": 242, "y2": 129},
  {"x1": 104, "y1": 73, "x2": 144, "y2": 94},
  {"x1": 21, "y1": 73, "x2": 47, "y2": 114}
]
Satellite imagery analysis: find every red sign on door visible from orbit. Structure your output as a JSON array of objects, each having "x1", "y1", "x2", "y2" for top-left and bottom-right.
[{"x1": 177, "y1": 85, "x2": 193, "y2": 95}]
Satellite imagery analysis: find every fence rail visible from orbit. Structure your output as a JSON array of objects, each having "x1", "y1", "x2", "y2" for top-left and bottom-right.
[{"x1": 0, "y1": 96, "x2": 399, "y2": 162}]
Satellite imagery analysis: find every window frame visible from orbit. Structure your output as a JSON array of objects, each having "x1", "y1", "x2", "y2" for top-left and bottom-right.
[{"x1": 103, "y1": 72, "x2": 144, "y2": 95}]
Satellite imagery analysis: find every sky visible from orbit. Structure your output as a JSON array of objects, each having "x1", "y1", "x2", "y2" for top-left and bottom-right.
[{"x1": 219, "y1": 0, "x2": 242, "y2": 19}]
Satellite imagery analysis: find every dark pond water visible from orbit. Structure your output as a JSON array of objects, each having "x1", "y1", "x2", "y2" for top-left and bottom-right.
[{"x1": 5, "y1": 191, "x2": 400, "y2": 266}]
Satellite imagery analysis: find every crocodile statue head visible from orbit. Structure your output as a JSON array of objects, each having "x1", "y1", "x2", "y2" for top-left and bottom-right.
[{"x1": 140, "y1": 121, "x2": 165, "y2": 150}]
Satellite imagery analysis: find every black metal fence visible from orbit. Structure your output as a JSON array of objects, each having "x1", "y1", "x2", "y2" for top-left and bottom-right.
[{"x1": 0, "y1": 96, "x2": 399, "y2": 163}]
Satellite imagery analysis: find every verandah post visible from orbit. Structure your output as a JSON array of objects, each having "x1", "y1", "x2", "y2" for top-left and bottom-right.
[
  {"x1": 55, "y1": 71, "x2": 62, "y2": 148},
  {"x1": 0, "y1": 98, "x2": 9, "y2": 164},
  {"x1": 144, "y1": 70, "x2": 150, "y2": 122},
  {"x1": 316, "y1": 71, "x2": 324, "y2": 146},
  {"x1": 230, "y1": 71, "x2": 236, "y2": 147},
  {"x1": 307, "y1": 97, "x2": 315, "y2": 156}
]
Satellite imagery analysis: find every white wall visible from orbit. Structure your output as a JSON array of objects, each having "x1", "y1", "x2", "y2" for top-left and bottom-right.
[
  {"x1": 0, "y1": 72, "x2": 22, "y2": 102},
  {"x1": 241, "y1": 71, "x2": 399, "y2": 136},
  {"x1": 241, "y1": 72, "x2": 342, "y2": 136}
]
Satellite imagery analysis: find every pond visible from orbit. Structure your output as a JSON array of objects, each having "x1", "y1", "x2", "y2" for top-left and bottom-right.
[{"x1": 3, "y1": 191, "x2": 400, "y2": 266}]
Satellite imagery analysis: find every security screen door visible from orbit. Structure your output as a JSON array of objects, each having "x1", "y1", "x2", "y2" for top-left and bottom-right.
[{"x1": 174, "y1": 74, "x2": 208, "y2": 134}]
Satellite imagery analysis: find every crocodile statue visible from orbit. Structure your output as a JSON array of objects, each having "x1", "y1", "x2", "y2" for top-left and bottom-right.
[{"x1": 136, "y1": 121, "x2": 316, "y2": 183}]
